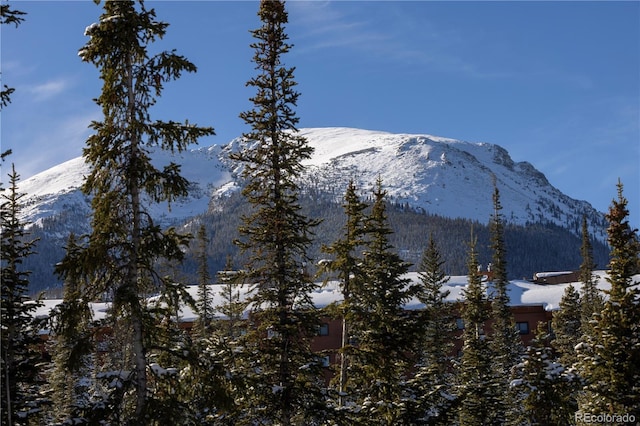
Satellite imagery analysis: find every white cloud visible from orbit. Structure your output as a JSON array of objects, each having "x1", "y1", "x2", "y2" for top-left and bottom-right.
[
  {"x1": 27, "y1": 78, "x2": 69, "y2": 101},
  {"x1": 289, "y1": 2, "x2": 388, "y2": 52},
  {"x1": 288, "y1": 2, "x2": 509, "y2": 79},
  {"x1": 7, "y1": 109, "x2": 99, "y2": 180},
  {"x1": 1, "y1": 59, "x2": 27, "y2": 74}
]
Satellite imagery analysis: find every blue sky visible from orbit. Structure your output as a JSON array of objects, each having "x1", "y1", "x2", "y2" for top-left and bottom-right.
[{"x1": 2, "y1": 1, "x2": 639, "y2": 227}]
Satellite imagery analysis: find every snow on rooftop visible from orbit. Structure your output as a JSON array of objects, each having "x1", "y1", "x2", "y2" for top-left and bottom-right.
[
  {"x1": 534, "y1": 271, "x2": 573, "y2": 279},
  {"x1": 34, "y1": 271, "x2": 632, "y2": 329}
]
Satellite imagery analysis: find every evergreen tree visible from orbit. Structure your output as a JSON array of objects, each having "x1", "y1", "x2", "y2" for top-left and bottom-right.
[
  {"x1": 409, "y1": 234, "x2": 457, "y2": 425},
  {"x1": 146, "y1": 281, "x2": 198, "y2": 426},
  {"x1": 56, "y1": 1, "x2": 214, "y2": 422},
  {"x1": 488, "y1": 182, "x2": 521, "y2": 424},
  {"x1": 1, "y1": 164, "x2": 47, "y2": 425},
  {"x1": 457, "y1": 231, "x2": 494, "y2": 426},
  {"x1": 194, "y1": 225, "x2": 215, "y2": 337},
  {"x1": 576, "y1": 181, "x2": 640, "y2": 419},
  {"x1": 229, "y1": 1, "x2": 325, "y2": 423},
  {"x1": 578, "y1": 215, "x2": 603, "y2": 336},
  {"x1": 549, "y1": 286, "x2": 583, "y2": 426},
  {"x1": 216, "y1": 256, "x2": 247, "y2": 340},
  {"x1": 47, "y1": 234, "x2": 95, "y2": 424},
  {"x1": 180, "y1": 332, "x2": 235, "y2": 425},
  {"x1": 320, "y1": 179, "x2": 368, "y2": 407},
  {"x1": 509, "y1": 322, "x2": 580, "y2": 425},
  {"x1": 175, "y1": 256, "x2": 239, "y2": 425},
  {"x1": 551, "y1": 284, "x2": 582, "y2": 368},
  {"x1": 201, "y1": 258, "x2": 247, "y2": 424},
  {"x1": 346, "y1": 179, "x2": 419, "y2": 424}
]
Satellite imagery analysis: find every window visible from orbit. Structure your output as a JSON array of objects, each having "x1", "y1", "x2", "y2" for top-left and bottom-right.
[
  {"x1": 516, "y1": 321, "x2": 530, "y2": 335},
  {"x1": 320, "y1": 355, "x2": 330, "y2": 367},
  {"x1": 456, "y1": 318, "x2": 465, "y2": 330},
  {"x1": 317, "y1": 323, "x2": 329, "y2": 336}
]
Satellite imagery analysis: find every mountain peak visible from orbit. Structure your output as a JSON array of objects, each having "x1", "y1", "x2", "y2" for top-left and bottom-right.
[
  {"x1": 294, "y1": 128, "x2": 605, "y2": 241},
  {"x1": 17, "y1": 127, "x2": 607, "y2": 240}
]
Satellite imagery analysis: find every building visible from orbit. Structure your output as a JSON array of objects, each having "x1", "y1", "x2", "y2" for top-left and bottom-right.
[{"x1": 37, "y1": 272, "x2": 612, "y2": 372}]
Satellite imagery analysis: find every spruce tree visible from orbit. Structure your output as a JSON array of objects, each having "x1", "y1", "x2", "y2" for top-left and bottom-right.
[
  {"x1": 576, "y1": 181, "x2": 640, "y2": 418},
  {"x1": 229, "y1": 1, "x2": 325, "y2": 423},
  {"x1": 346, "y1": 178, "x2": 419, "y2": 424},
  {"x1": 180, "y1": 332, "x2": 235, "y2": 425},
  {"x1": 48, "y1": 234, "x2": 95, "y2": 424},
  {"x1": 457, "y1": 231, "x2": 493, "y2": 426},
  {"x1": 549, "y1": 284, "x2": 583, "y2": 423},
  {"x1": 551, "y1": 284, "x2": 582, "y2": 368},
  {"x1": 509, "y1": 322, "x2": 580, "y2": 425},
  {"x1": 1, "y1": 164, "x2": 47, "y2": 425},
  {"x1": 178, "y1": 256, "x2": 239, "y2": 425},
  {"x1": 216, "y1": 256, "x2": 247, "y2": 340},
  {"x1": 578, "y1": 215, "x2": 603, "y2": 336},
  {"x1": 146, "y1": 282, "x2": 197, "y2": 426},
  {"x1": 56, "y1": 1, "x2": 214, "y2": 422},
  {"x1": 487, "y1": 182, "x2": 521, "y2": 424},
  {"x1": 200, "y1": 258, "x2": 247, "y2": 424},
  {"x1": 409, "y1": 234, "x2": 457, "y2": 425},
  {"x1": 194, "y1": 225, "x2": 215, "y2": 337},
  {"x1": 320, "y1": 179, "x2": 368, "y2": 407}
]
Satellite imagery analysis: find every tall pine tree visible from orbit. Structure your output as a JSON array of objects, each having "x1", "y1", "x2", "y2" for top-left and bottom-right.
[
  {"x1": 47, "y1": 234, "x2": 95, "y2": 424},
  {"x1": 576, "y1": 180, "x2": 640, "y2": 418},
  {"x1": 457, "y1": 231, "x2": 494, "y2": 426},
  {"x1": 1, "y1": 165, "x2": 46, "y2": 426},
  {"x1": 549, "y1": 284, "x2": 584, "y2": 424},
  {"x1": 320, "y1": 179, "x2": 368, "y2": 407},
  {"x1": 56, "y1": 1, "x2": 214, "y2": 422},
  {"x1": 194, "y1": 225, "x2": 215, "y2": 337},
  {"x1": 578, "y1": 215, "x2": 603, "y2": 336},
  {"x1": 408, "y1": 233, "x2": 457, "y2": 425},
  {"x1": 229, "y1": 1, "x2": 325, "y2": 423},
  {"x1": 346, "y1": 178, "x2": 419, "y2": 424},
  {"x1": 551, "y1": 284, "x2": 582, "y2": 368},
  {"x1": 487, "y1": 181, "x2": 521, "y2": 424}
]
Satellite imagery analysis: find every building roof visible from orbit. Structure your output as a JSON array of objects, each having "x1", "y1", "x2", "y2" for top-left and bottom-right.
[{"x1": 34, "y1": 270, "x2": 633, "y2": 325}]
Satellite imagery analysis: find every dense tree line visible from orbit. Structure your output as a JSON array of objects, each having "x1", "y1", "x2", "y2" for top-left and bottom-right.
[
  {"x1": 2, "y1": 1, "x2": 639, "y2": 425},
  {"x1": 26, "y1": 191, "x2": 611, "y2": 296}
]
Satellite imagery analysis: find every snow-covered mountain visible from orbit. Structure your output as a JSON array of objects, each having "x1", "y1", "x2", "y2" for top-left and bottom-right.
[{"x1": 18, "y1": 127, "x2": 607, "y2": 240}]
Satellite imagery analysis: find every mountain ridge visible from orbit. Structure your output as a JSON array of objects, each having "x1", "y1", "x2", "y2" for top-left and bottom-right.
[{"x1": 18, "y1": 127, "x2": 607, "y2": 240}]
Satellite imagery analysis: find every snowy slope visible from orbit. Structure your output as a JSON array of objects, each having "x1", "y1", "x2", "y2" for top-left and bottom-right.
[
  {"x1": 293, "y1": 128, "x2": 606, "y2": 240},
  {"x1": 17, "y1": 127, "x2": 607, "y2": 239},
  {"x1": 18, "y1": 144, "x2": 233, "y2": 228},
  {"x1": 19, "y1": 157, "x2": 91, "y2": 228}
]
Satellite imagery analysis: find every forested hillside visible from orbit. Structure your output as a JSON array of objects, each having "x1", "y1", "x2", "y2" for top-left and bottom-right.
[
  {"x1": 183, "y1": 191, "x2": 611, "y2": 281},
  {"x1": 27, "y1": 190, "x2": 610, "y2": 296}
]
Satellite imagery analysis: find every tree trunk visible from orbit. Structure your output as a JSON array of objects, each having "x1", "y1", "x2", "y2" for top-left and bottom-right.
[
  {"x1": 338, "y1": 315, "x2": 348, "y2": 407},
  {"x1": 126, "y1": 55, "x2": 147, "y2": 421}
]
